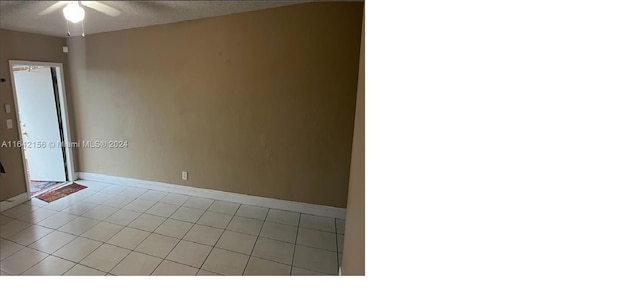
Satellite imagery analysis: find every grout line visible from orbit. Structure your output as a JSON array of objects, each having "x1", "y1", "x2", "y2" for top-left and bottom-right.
[
  {"x1": 289, "y1": 212, "x2": 302, "y2": 275},
  {"x1": 193, "y1": 230, "x2": 220, "y2": 273},
  {"x1": 241, "y1": 212, "x2": 264, "y2": 275},
  {"x1": 335, "y1": 217, "x2": 340, "y2": 269}
]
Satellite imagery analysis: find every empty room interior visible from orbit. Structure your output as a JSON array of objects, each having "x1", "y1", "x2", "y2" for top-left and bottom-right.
[{"x1": 0, "y1": 1, "x2": 364, "y2": 277}]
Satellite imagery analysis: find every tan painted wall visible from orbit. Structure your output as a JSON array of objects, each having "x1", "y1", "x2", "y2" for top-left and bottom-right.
[
  {"x1": 68, "y1": 2, "x2": 363, "y2": 207},
  {"x1": 0, "y1": 29, "x2": 73, "y2": 201},
  {"x1": 341, "y1": 13, "x2": 365, "y2": 275}
]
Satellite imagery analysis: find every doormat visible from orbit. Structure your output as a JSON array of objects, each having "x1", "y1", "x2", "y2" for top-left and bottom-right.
[{"x1": 35, "y1": 183, "x2": 87, "y2": 203}]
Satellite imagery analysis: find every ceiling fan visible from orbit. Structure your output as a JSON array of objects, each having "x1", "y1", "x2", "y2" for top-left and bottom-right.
[{"x1": 39, "y1": 1, "x2": 121, "y2": 37}]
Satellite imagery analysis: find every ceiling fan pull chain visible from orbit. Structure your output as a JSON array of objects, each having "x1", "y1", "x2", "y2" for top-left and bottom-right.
[
  {"x1": 82, "y1": 19, "x2": 86, "y2": 38},
  {"x1": 66, "y1": 20, "x2": 71, "y2": 37}
]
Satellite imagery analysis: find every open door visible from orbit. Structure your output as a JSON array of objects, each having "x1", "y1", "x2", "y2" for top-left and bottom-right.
[
  {"x1": 11, "y1": 64, "x2": 68, "y2": 185},
  {"x1": 13, "y1": 66, "x2": 66, "y2": 182}
]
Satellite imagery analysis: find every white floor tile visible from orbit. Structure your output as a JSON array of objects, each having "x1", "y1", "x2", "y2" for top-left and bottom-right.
[
  {"x1": 41, "y1": 199, "x2": 72, "y2": 211},
  {"x1": 81, "y1": 222, "x2": 124, "y2": 242},
  {"x1": 100, "y1": 184, "x2": 127, "y2": 195},
  {"x1": 62, "y1": 202, "x2": 99, "y2": 216},
  {"x1": 292, "y1": 245, "x2": 338, "y2": 275},
  {"x1": 81, "y1": 205, "x2": 119, "y2": 221},
  {"x1": 266, "y1": 209, "x2": 300, "y2": 226},
  {"x1": 128, "y1": 213, "x2": 166, "y2": 232},
  {"x1": 170, "y1": 207, "x2": 205, "y2": 223},
  {"x1": 81, "y1": 194, "x2": 114, "y2": 205},
  {"x1": 209, "y1": 201, "x2": 240, "y2": 215},
  {"x1": 202, "y1": 248, "x2": 249, "y2": 276},
  {"x1": 104, "y1": 209, "x2": 141, "y2": 226},
  {"x1": 28, "y1": 230, "x2": 76, "y2": 254},
  {"x1": 64, "y1": 264, "x2": 106, "y2": 276},
  {"x1": 183, "y1": 197, "x2": 214, "y2": 210},
  {"x1": 58, "y1": 216, "x2": 100, "y2": 235},
  {"x1": 106, "y1": 227, "x2": 150, "y2": 249},
  {"x1": 2, "y1": 204, "x2": 36, "y2": 219},
  {"x1": 183, "y1": 224, "x2": 223, "y2": 246},
  {"x1": 244, "y1": 257, "x2": 291, "y2": 276},
  {"x1": 152, "y1": 260, "x2": 197, "y2": 276},
  {"x1": 0, "y1": 247, "x2": 48, "y2": 275},
  {"x1": 25, "y1": 199, "x2": 47, "y2": 207},
  {"x1": 146, "y1": 202, "x2": 179, "y2": 217},
  {"x1": 159, "y1": 193, "x2": 189, "y2": 206},
  {"x1": 227, "y1": 216, "x2": 264, "y2": 235},
  {"x1": 117, "y1": 187, "x2": 147, "y2": 199},
  {"x1": 166, "y1": 240, "x2": 212, "y2": 268},
  {"x1": 53, "y1": 237, "x2": 102, "y2": 262},
  {"x1": 134, "y1": 233, "x2": 180, "y2": 258},
  {"x1": 197, "y1": 269, "x2": 221, "y2": 276},
  {"x1": 17, "y1": 208, "x2": 58, "y2": 224},
  {"x1": 123, "y1": 199, "x2": 157, "y2": 213},
  {"x1": 101, "y1": 195, "x2": 134, "y2": 208},
  {"x1": 252, "y1": 237, "x2": 295, "y2": 265},
  {"x1": 138, "y1": 190, "x2": 168, "y2": 202},
  {"x1": 0, "y1": 215, "x2": 15, "y2": 226},
  {"x1": 7, "y1": 225, "x2": 53, "y2": 246},
  {"x1": 0, "y1": 238, "x2": 25, "y2": 260},
  {"x1": 22, "y1": 255, "x2": 75, "y2": 276},
  {"x1": 37, "y1": 212, "x2": 78, "y2": 229},
  {"x1": 216, "y1": 230, "x2": 257, "y2": 255},
  {"x1": 259, "y1": 221, "x2": 298, "y2": 243},
  {"x1": 0, "y1": 219, "x2": 32, "y2": 238},
  {"x1": 291, "y1": 266, "x2": 325, "y2": 275},
  {"x1": 197, "y1": 211, "x2": 233, "y2": 229},
  {"x1": 80, "y1": 243, "x2": 130, "y2": 273},
  {"x1": 111, "y1": 251, "x2": 162, "y2": 276},
  {"x1": 235, "y1": 205, "x2": 269, "y2": 220},
  {"x1": 74, "y1": 180, "x2": 109, "y2": 192},
  {"x1": 154, "y1": 219, "x2": 193, "y2": 239},
  {"x1": 296, "y1": 228, "x2": 337, "y2": 252},
  {"x1": 299, "y1": 214, "x2": 335, "y2": 233}
]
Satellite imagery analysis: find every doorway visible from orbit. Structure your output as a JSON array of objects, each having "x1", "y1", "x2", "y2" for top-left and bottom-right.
[{"x1": 8, "y1": 60, "x2": 75, "y2": 197}]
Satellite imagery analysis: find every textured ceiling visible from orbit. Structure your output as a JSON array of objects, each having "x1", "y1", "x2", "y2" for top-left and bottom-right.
[{"x1": 0, "y1": 1, "x2": 312, "y2": 37}]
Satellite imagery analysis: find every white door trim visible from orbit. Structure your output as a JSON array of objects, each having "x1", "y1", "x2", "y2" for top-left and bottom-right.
[{"x1": 8, "y1": 60, "x2": 76, "y2": 197}]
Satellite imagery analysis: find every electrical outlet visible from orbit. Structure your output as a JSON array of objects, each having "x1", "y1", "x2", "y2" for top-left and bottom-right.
[{"x1": 182, "y1": 171, "x2": 188, "y2": 180}]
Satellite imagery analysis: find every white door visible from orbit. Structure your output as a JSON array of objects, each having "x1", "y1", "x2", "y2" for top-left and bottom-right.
[{"x1": 13, "y1": 67, "x2": 67, "y2": 182}]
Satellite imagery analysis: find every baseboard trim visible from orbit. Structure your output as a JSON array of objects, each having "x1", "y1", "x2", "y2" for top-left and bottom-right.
[
  {"x1": 73, "y1": 172, "x2": 79, "y2": 181},
  {"x1": 78, "y1": 172, "x2": 346, "y2": 219},
  {"x1": 0, "y1": 192, "x2": 30, "y2": 212}
]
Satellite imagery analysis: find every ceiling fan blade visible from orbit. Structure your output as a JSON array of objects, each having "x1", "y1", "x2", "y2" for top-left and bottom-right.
[
  {"x1": 39, "y1": 1, "x2": 69, "y2": 16},
  {"x1": 80, "y1": 1, "x2": 121, "y2": 17}
]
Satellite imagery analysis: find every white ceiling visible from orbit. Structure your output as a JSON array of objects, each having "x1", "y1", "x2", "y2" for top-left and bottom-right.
[{"x1": 0, "y1": 1, "x2": 312, "y2": 37}]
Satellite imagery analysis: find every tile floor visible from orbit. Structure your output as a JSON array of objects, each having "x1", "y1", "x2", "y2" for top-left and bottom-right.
[{"x1": 0, "y1": 180, "x2": 344, "y2": 276}]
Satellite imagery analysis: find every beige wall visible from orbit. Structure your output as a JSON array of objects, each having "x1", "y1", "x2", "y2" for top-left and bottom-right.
[
  {"x1": 0, "y1": 29, "x2": 71, "y2": 201},
  {"x1": 68, "y1": 2, "x2": 363, "y2": 208},
  {"x1": 341, "y1": 14, "x2": 365, "y2": 275}
]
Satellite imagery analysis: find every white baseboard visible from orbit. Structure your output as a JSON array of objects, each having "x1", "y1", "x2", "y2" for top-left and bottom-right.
[
  {"x1": 0, "y1": 192, "x2": 30, "y2": 212},
  {"x1": 78, "y1": 172, "x2": 346, "y2": 219},
  {"x1": 73, "y1": 172, "x2": 79, "y2": 181}
]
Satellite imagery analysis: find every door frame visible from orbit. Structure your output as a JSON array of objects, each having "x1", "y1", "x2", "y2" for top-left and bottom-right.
[{"x1": 8, "y1": 60, "x2": 76, "y2": 195}]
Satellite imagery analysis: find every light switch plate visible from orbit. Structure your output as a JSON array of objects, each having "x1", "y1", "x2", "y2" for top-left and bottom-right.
[
  {"x1": 4, "y1": 104, "x2": 10, "y2": 113},
  {"x1": 7, "y1": 119, "x2": 13, "y2": 129}
]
